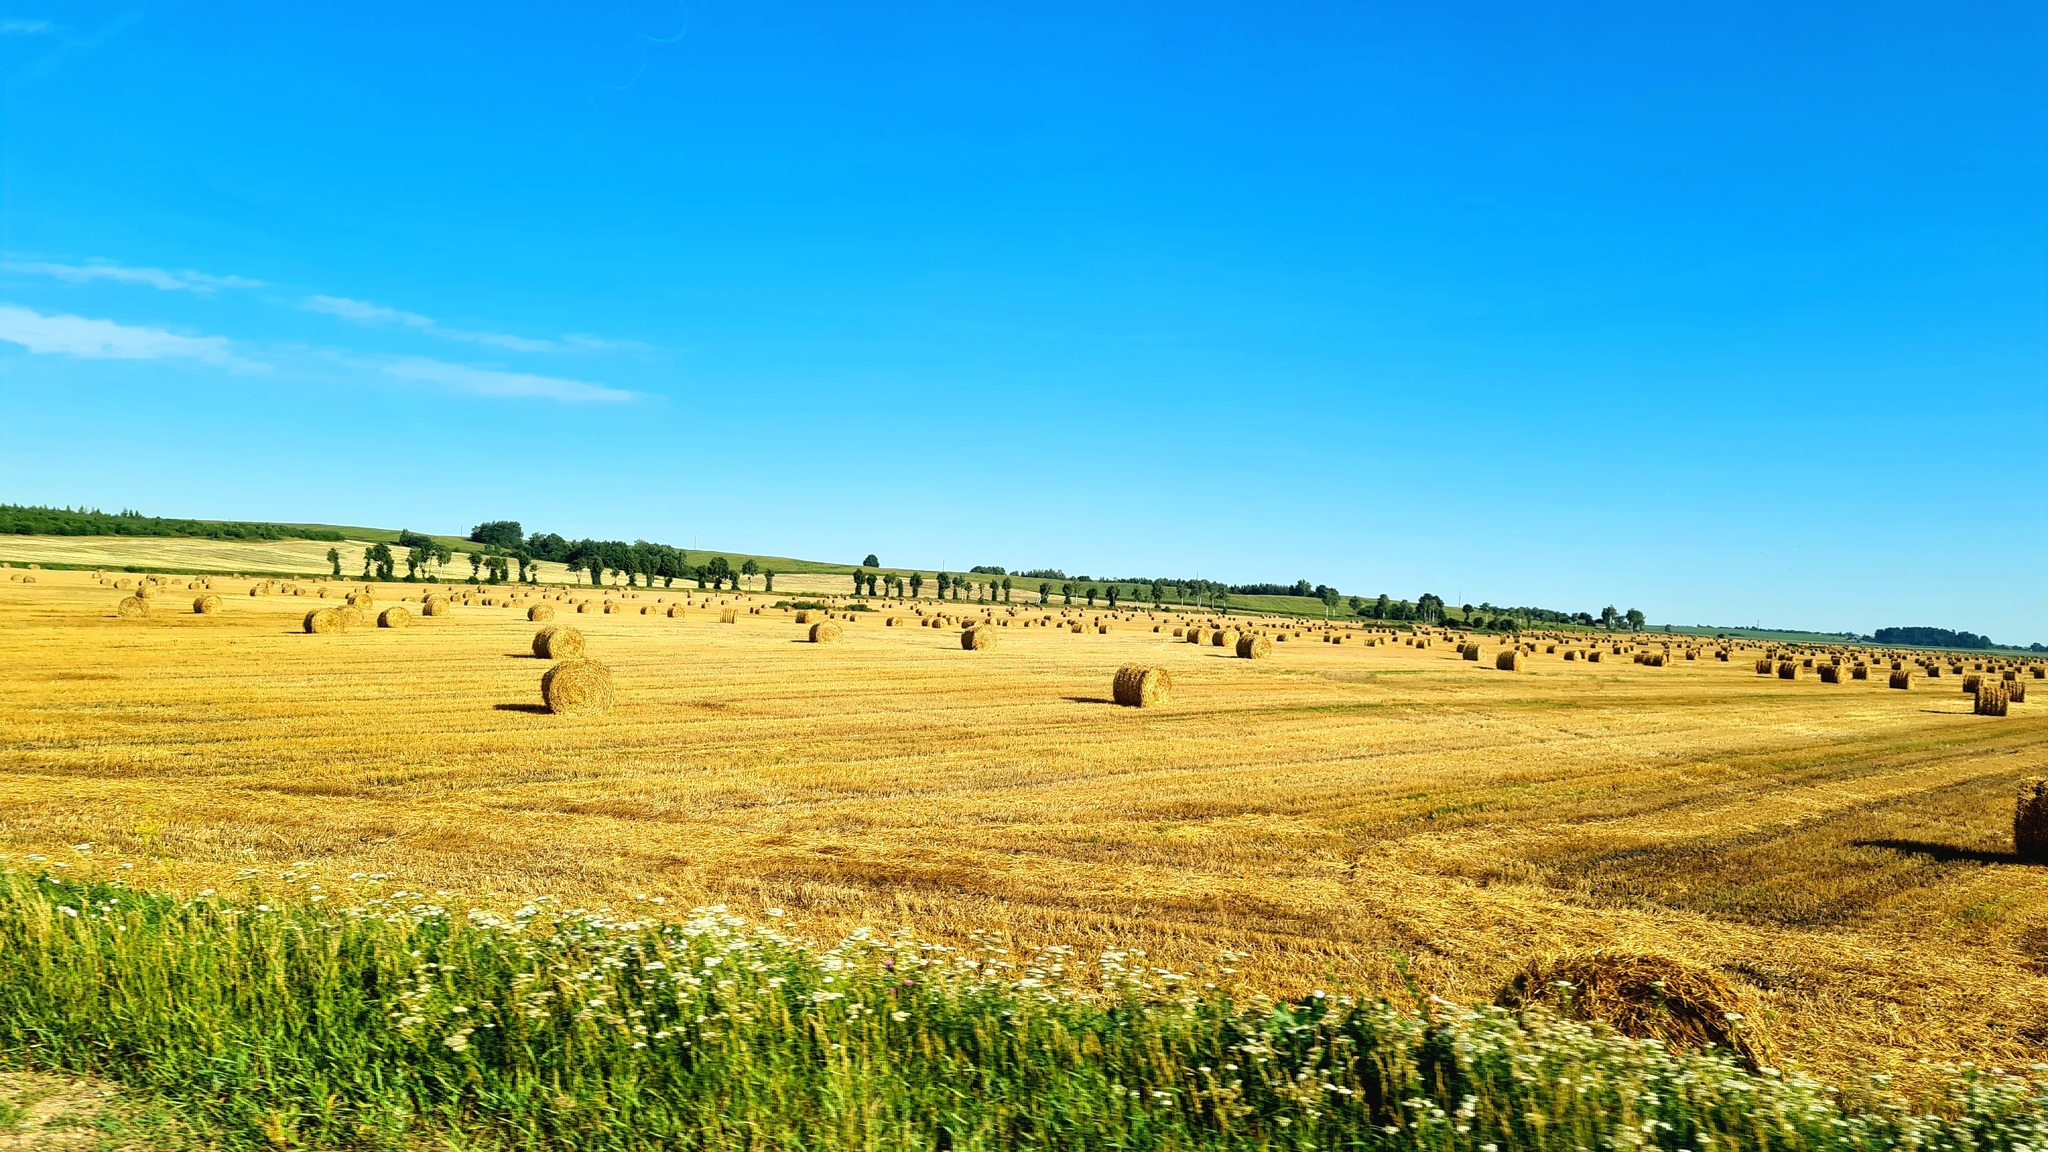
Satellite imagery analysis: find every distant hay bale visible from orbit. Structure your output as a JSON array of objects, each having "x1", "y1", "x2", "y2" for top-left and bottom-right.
[
  {"x1": 1097, "y1": 624, "x2": 1111, "y2": 634},
  {"x1": 1460, "y1": 643, "x2": 1482, "y2": 661},
  {"x1": 1586, "y1": 650, "x2": 1602, "y2": 663},
  {"x1": 1211, "y1": 629, "x2": 1236, "y2": 647},
  {"x1": 810, "y1": 621, "x2": 843, "y2": 644},
  {"x1": 1642, "y1": 654, "x2": 1666, "y2": 667},
  {"x1": 376, "y1": 605, "x2": 413, "y2": 629},
  {"x1": 422, "y1": 595, "x2": 451, "y2": 616},
  {"x1": 337, "y1": 606, "x2": 365, "y2": 629},
  {"x1": 576, "y1": 601, "x2": 592, "y2": 614},
  {"x1": 542, "y1": 659, "x2": 615, "y2": 715},
  {"x1": 1496, "y1": 650, "x2": 1525, "y2": 671},
  {"x1": 192, "y1": 594, "x2": 222, "y2": 614},
  {"x1": 303, "y1": 608, "x2": 345, "y2": 634},
  {"x1": 533, "y1": 625, "x2": 585, "y2": 659},
  {"x1": 721, "y1": 609, "x2": 738, "y2": 624},
  {"x1": 794, "y1": 610, "x2": 812, "y2": 624},
  {"x1": 1962, "y1": 674, "x2": 1982, "y2": 694},
  {"x1": 962, "y1": 626, "x2": 996, "y2": 651},
  {"x1": 1776, "y1": 661, "x2": 1797, "y2": 679},
  {"x1": 1889, "y1": 670, "x2": 1912, "y2": 690},
  {"x1": 528, "y1": 604, "x2": 555, "y2": 622},
  {"x1": 1112, "y1": 664, "x2": 1172, "y2": 708},
  {"x1": 1818, "y1": 664, "x2": 1842, "y2": 683},
  {"x1": 2016, "y1": 779, "x2": 2048, "y2": 863},
  {"x1": 1185, "y1": 628, "x2": 1202, "y2": 644},
  {"x1": 115, "y1": 595, "x2": 149, "y2": 619},
  {"x1": 1236, "y1": 634, "x2": 1272, "y2": 659},
  {"x1": 1974, "y1": 681, "x2": 2009, "y2": 717},
  {"x1": 2009, "y1": 679, "x2": 2026, "y2": 703},
  {"x1": 1563, "y1": 649, "x2": 1579, "y2": 661},
  {"x1": 1851, "y1": 665, "x2": 1869, "y2": 680},
  {"x1": 1499, "y1": 951, "x2": 1773, "y2": 1069},
  {"x1": 2033, "y1": 666, "x2": 2045, "y2": 679}
]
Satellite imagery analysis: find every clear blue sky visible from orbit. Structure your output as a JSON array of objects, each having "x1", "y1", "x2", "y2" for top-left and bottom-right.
[{"x1": 2, "y1": 2, "x2": 2043, "y2": 641}]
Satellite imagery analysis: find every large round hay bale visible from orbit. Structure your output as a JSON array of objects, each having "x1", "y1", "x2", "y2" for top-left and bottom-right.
[
  {"x1": 115, "y1": 595, "x2": 149, "y2": 619},
  {"x1": 794, "y1": 610, "x2": 812, "y2": 624},
  {"x1": 810, "y1": 621, "x2": 843, "y2": 644},
  {"x1": 378, "y1": 606, "x2": 412, "y2": 629},
  {"x1": 1185, "y1": 628, "x2": 1203, "y2": 644},
  {"x1": 1888, "y1": 670, "x2": 1912, "y2": 690},
  {"x1": 533, "y1": 625, "x2": 585, "y2": 659},
  {"x1": 192, "y1": 594, "x2": 222, "y2": 615},
  {"x1": 422, "y1": 595, "x2": 451, "y2": 616},
  {"x1": 336, "y1": 606, "x2": 365, "y2": 629},
  {"x1": 1496, "y1": 649, "x2": 1525, "y2": 671},
  {"x1": 1236, "y1": 633, "x2": 1272, "y2": 659},
  {"x1": 1112, "y1": 663, "x2": 1172, "y2": 708},
  {"x1": 1776, "y1": 661, "x2": 1798, "y2": 680},
  {"x1": 962, "y1": 626, "x2": 996, "y2": 651},
  {"x1": 2017, "y1": 778, "x2": 2048, "y2": 864},
  {"x1": 1974, "y1": 681, "x2": 2009, "y2": 717},
  {"x1": 303, "y1": 608, "x2": 345, "y2": 634},
  {"x1": 667, "y1": 605, "x2": 686, "y2": 618},
  {"x1": 1499, "y1": 951, "x2": 1772, "y2": 1069},
  {"x1": 1818, "y1": 664, "x2": 1843, "y2": 684},
  {"x1": 542, "y1": 659, "x2": 615, "y2": 715},
  {"x1": 1210, "y1": 629, "x2": 1236, "y2": 647},
  {"x1": 528, "y1": 604, "x2": 555, "y2": 622}
]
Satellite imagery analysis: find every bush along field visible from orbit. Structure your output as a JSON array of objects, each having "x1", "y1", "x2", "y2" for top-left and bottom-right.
[{"x1": 1, "y1": 871, "x2": 2043, "y2": 1152}]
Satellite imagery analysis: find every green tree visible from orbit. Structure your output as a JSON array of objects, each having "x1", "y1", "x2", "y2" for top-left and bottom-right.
[
  {"x1": 1600, "y1": 606, "x2": 1620, "y2": 629},
  {"x1": 1001, "y1": 577, "x2": 1012, "y2": 603},
  {"x1": 762, "y1": 569, "x2": 775, "y2": 592},
  {"x1": 1061, "y1": 582, "x2": 1073, "y2": 606},
  {"x1": 863, "y1": 553, "x2": 880, "y2": 568},
  {"x1": 1039, "y1": 581, "x2": 1051, "y2": 605},
  {"x1": 741, "y1": 559, "x2": 759, "y2": 588},
  {"x1": 1106, "y1": 585, "x2": 1119, "y2": 608},
  {"x1": 1086, "y1": 586, "x2": 1097, "y2": 607},
  {"x1": 326, "y1": 547, "x2": 341, "y2": 577},
  {"x1": 854, "y1": 568, "x2": 867, "y2": 596},
  {"x1": 469, "y1": 521, "x2": 524, "y2": 550},
  {"x1": 1625, "y1": 608, "x2": 1646, "y2": 632},
  {"x1": 1373, "y1": 594, "x2": 1391, "y2": 620},
  {"x1": 910, "y1": 572, "x2": 924, "y2": 598}
]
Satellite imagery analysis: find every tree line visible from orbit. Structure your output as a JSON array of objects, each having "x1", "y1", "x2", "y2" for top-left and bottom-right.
[{"x1": 0, "y1": 504, "x2": 342, "y2": 542}]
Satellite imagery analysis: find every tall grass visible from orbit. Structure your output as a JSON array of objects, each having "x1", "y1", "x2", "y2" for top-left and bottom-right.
[{"x1": 0, "y1": 869, "x2": 2041, "y2": 1151}]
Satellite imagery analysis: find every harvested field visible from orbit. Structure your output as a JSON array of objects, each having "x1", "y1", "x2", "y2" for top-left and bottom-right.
[{"x1": 1, "y1": 569, "x2": 2044, "y2": 1090}]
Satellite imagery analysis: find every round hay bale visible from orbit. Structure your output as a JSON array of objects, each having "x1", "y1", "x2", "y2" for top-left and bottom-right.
[
  {"x1": 1210, "y1": 629, "x2": 1236, "y2": 647},
  {"x1": 422, "y1": 595, "x2": 451, "y2": 616},
  {"x1": 667, "y1": 605, "x2": 686, "y2": 619},
  {"x1": 528, "y1": 604, "x2": 555, "y2": 622},
  {"x1": 1818, "y1": 664, "x2": 1842, "y2": 684},
  {"x1": 1975, "y1": 681, "x2": 2009, "y2": 717},
  {"x1": 962, "y1": 626, "x2": 996, "y2": 651},
  {"x1": 192, "y1": 594, "x2": 222, "y2": 615},
  {"x1": 115, "y1": 595, "x2": 149, "y2": 619},
  {"x1": 809, "y1": 621, "x2": 843, "y2": 644},
  {"x1": 2016, "y1": 778, "x2": 2048, "y2": 864},
  {"x1": 1112, "y1": 664, "x2": 1172, "y2": 708},
  {"x1": 1776, "y1": 661, "x2": 1797, "y2": 680},
  {"x1": 720, "y1": 609, "x2": 738, "y2": 624},
  {"x1": 576, "y1": 601, "x2": 592, "y2": 613},
  {"x1": 1236, "y1": 633, "x2": 1272, "y2": 659},
  {"x1": 542, "y1": 659, "x2": 615, "y2": 715},
  {"x1": 1496, "y1": 649, "x2": 1525, "y2": 671},
  {"x1": 1888, "y1": 670, "x2": 1912, "y2": 690},
  {"x1": 378, "y1": 606, "x2": 412, "y2": 629},
  {"x1": 794, "y1": 610, "x2": 812, "y2": 624},
  {"x1": 1498, "y1": 951, "x2": 1773, "y2": 1069},
  {"x1": 533, "y1": 625, "x2": 585, "y2": 659},
  {"x1": 303, "y1": 608, "x2": 344, "y2": 634}
]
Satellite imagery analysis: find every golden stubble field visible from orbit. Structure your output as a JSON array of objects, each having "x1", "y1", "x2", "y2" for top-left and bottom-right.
[{"x1": 2, "y1": 567, "x2": 2045, "y2": 1088}]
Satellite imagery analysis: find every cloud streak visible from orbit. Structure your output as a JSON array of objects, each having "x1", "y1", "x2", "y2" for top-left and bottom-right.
[
  {"x1": 0, "y1": 304, "x2": 264, "y2": 370},
  {"x1": 4, "y1": 259, "x2": 264, "y2": 292},
  {"x1": 382, "y1": 357, "x2": 634, "y2": 403},
  {"x1": 307, "y1": 294, "x2": 565, "y2": 353}
]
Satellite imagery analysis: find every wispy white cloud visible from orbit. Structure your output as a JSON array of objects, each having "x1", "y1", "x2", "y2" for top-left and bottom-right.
[
  {"x1": 0, "y1": 304, "x2": 265, "y2": 370},
  {"x1": 305, "y1": 293, "x2": 567, "y2": 352},
  {"x1": 1, "y1": 19, "x2": 53, "y2": 34},
  {"x1": 382, "y1": 357, "x2": 634, "y2": 403},
  {"x1": 305, "y1": 294, "x2": 434, "y2": 328},
  {"x1": 3, "y1": 259, "x2": 263, "y2": 292}
]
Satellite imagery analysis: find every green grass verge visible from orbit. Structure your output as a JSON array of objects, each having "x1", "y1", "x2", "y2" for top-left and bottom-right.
[{"x1": 1, "y1": 870, "x2": 2042, "y2": 1151}]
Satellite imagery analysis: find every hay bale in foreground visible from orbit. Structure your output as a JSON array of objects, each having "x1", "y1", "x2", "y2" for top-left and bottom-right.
[
  {"x1": 1975, "y1": 681, "x2": 2009, "y2": 717},
  {"x1": 1496, "y1": 650, "x2": 1525, "y2": 671},
  {"x1": 528, "y1": 604, "x2": 555, "y2": 622},
  {"x1": 2017, "y1": 778, "x2": 2048, "y2": 864},
  {"x1": 962, "y1": 626, "x2": 996, "y2": 651},
  {"x1": 1236, "y1": 634, "x2": 1272, "y2": 659},
  {"x1": 810, "y1": 621, "x2": 842, "y2": 644},
  {"x1": 422, "y1": 595, "x2": 451, "y2": 616},
  {"x1": 1112, "y1": 664, "x2": 1171, "y2": 708},
  {"x1": 192, "y1": 594, "x2": 222, "y2": 615},
  {"x1": 1211, "y1": 629, "x2": 1236, "y2": 648},
  {"x1": 1889, "y1": 670, "x2": 1912, "y2": 690},
  {"x1": 303, "y1": 608, "x2": 345, "y2": 634},
  {"x1": 378, "y1": 606, "x2": 412, "y2": 629},
  {"x1": 115, "y1": 596, "x2": 149, "y2": 619},
  {"x1": 542, "y1": 659, "x2": 615, "y2": 715},
  {"x1": 533, "y1": 625, "x2": 585, "y2": 659},
  {"x1": 1777, "y1": 661, "x2": 1798, "y2": 680},
  {"x1": 1499, "y1": 951, "x2": 1773, "y2": 1070},
  {"x1": 1818, "y1": 664, "x2": 1842, "y2": 684}
]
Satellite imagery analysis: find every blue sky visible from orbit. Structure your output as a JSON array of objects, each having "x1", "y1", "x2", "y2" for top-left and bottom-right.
[{"x1": 1, "y1": 2, "x2": 2043, "y2": 641}]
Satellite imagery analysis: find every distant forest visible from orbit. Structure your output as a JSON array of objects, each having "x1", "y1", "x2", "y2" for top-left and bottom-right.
[
  {"x1": 0, "y1": 504, "x2": 342, "y2": 542},
  {"x1": 1872, "y1": 626, "x2": 1995, "y2": 650}
]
